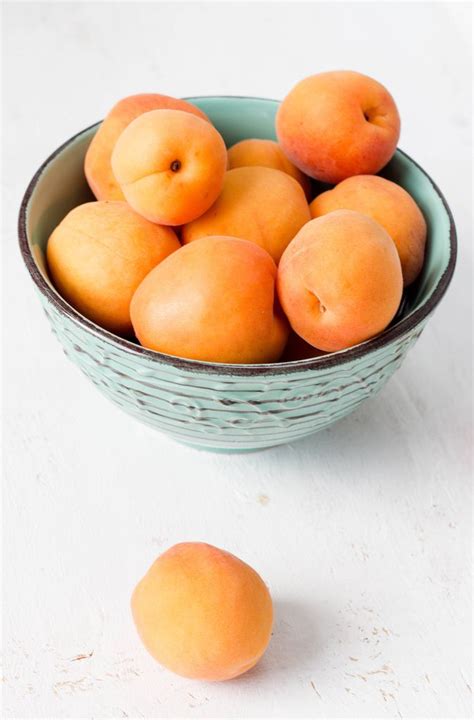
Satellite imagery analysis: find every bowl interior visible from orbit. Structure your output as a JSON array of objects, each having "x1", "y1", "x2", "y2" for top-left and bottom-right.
[{"x1": 23, "y1": 96, "x2": 454, "y2": 355}]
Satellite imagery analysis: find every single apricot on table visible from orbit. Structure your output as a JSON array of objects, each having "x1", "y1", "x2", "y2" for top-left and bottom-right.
[
  {"x1": 310, "y1": 175, "x2": 427, "y2": 286},
  {"x1": 131, "y1": 542, "x2": 273, "y2": 681},
  {"x1": 277, "y1": 210, "x2": 403, "y2": 352},
  {"x1": 131, "y1": 235, "x2": 289, "y2": 363},
  {"x1": 276, "y1": 70, "x2": 400, "y2": 183},
  {"x1": 111, "y1": 109, "x2": 227, "y2": 226},
  {"x1": 181, "y1": 166, "x2": 311, "y2": 264},
  {"x1": 84, "y1": 93, "x2": 209, "y2": 201},
  {"x1": 46, "y1": 201, "x2": 180, "y2": 336},
  {"x1": 227, "y1": 138, "x2": 312, "y2": 199}
]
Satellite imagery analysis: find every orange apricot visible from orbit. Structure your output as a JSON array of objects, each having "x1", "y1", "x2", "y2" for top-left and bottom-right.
[
  {"x1": 277, "y1": 210, "x2": 403, "y2": 352},
  {"x1": 131, "y1": 542, "x2": 273, "y2": 681},
  {"x1": 131, "y1": 235, "x2": 289, "y2": 363},
  {"x1": 111, "y1": 109, "x2": 227, "y2": 225},
  {"x1": 181, "y1": 167, "x2": 311, "y2": 263},
  {"x1": 227, "y1": 138, "x2": 312, "y2": 199},
  {"x1": 46, "y1": 201, "x2": 180, "y2": 336},
  {"x1": 310, "y1": 175, "x2": 426, "y2": 286},
  {"x1": 276, "y1": 71, "x2": 400, "y2": 183},
  {"x1": 84, "y1": 94, "x2": 209, "y2": 201}
]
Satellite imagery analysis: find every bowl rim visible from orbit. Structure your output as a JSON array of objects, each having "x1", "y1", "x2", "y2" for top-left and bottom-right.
[{"x1": 18, "y1": 95, "x2": 457, "y2": 377}]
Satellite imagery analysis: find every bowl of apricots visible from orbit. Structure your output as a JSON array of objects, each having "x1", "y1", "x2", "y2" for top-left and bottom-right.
[{"x1": 19, "y1": 72, "x2": 456, "y2": 452}]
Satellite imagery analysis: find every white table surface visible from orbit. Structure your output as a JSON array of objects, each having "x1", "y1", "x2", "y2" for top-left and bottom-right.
[{"x1": 3, "y1": 2, "x2": 472, "y2": 718}]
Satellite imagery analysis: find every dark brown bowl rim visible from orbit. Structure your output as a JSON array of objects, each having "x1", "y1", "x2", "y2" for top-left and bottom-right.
[{"x1": 18, "y1": 95, "x2": 457, "y2": 377}]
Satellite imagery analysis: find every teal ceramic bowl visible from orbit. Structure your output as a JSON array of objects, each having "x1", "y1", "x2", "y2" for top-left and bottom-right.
[{"x1": 19, "y1": 96, "x2": 456, "y2": 452}]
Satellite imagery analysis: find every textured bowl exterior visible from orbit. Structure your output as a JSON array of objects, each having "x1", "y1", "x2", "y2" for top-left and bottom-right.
[
  {"x1": 41, "y1": 294, "x2": 422, "y2": 451},
  {"x1": 19, "y1": 97, "x2": 456, "y2": 452},
  {"x1": 39, "y1": 293, "x2": 426, "y2": 451}
]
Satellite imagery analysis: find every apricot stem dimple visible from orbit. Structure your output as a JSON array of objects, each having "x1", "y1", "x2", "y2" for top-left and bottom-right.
[
  {"x1": 306, "y1": 288, "x2": 326, "y2": 314},
  {"x1": 170, "y1": 160, "x2": 181, "y2": 172}
]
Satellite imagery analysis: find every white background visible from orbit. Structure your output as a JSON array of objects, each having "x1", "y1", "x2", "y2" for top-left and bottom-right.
[{"x1": 2, "y1": 2, "x2": 472, "y2": 718}]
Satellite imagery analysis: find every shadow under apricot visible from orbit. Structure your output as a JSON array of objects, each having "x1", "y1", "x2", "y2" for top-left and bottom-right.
[{"x1": 237, "y1": 598, "x2": 334, "y2": 684}]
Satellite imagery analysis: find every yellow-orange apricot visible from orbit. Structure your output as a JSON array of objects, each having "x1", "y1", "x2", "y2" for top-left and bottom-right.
[
  {"x1": 277, "y1": 210, "x2": 403, "y2": 352},
  {"x1": 181, "y1": 167, "x2": 311, "y2": 263},
  {"x1": 227, "y1": 138, "x2": 312, "y2": 199},
  {"x1": 131, "y1": 235, "x2": 288, "y2": 363},
  {"x1": 131, "y1": 542, "x2": 273, "y2": 681},
  {"x1": 276, "y1": 71, "x2": 400, "y2": 183},
  {"x1": 310, "y1": 175, "x2": 426, "y2": 286},
  {"x1": 111, "y1": 109, "x2": 227, "y2": 225},
  {"x1": 85, "y1": 94, "x2": 209, "y2": 201},
  {"x1": 46, "y1": 201, "x2": 180, "y2": 336}
]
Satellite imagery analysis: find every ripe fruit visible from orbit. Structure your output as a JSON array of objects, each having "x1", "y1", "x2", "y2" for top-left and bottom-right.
[
  {"x1": 46, "y1": 201, "x2": 180, "y2": 335},
  {"x1": 276, "y1": 70, "x2": 400, "y2": 183},
  {"x1": 131, "y1": 235, "x2": 289, "y2": 363},
  {"x1": 277, "y1": 210, "x2": 403, "y2": 352},
  {"x1": 182, "y1": 166, "x2": 311, "y2": 263},
  {"x1": 85, "y1": 94, "x2": 209, "y2": 201},
  {"x1": 131, "y1": 542, "x2": 273, "y2": 681},
  {"x1": 227, "y1": 138, "x2": 312, "y2": 199},
  {"x1": 111, "y1": 109, "x2": 227, "y2": 225},
  {"x1": 310, "y1": 175, "x2": 426, "y2": 286}
]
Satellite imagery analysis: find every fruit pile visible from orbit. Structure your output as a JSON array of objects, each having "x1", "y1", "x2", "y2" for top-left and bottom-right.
[{"x1": 47, "y1": 71, "x2": 427, "y2": 363}]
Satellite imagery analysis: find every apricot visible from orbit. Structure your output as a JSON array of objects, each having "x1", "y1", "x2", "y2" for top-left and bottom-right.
[
  {"x1": 84, "y1": 94, "x2": 209, "y2": 201},
  {"x1": 131, "y1": 542, "x2": 273, "y2": 681},
  {"x1": 277, "y1": 210, "x2": 403, "y2": 352},
  {"x1": 111, "y1": 109, "x2": 227, "y2": 226},
  {"x1": 227, "y1": 138, "x2": 312, "y2": 199},
  {"x1": 276, "y1": 71, "x2": 400, "y2": 183},
  {"x1": 181, "y1": 167, "x2": 311, "y2": 263},
  {"x1": 131, "y1": 235, "x2": 288, "y2": 363},
  {"x1": 310, "y1": 175, "x2": 426, "y2": 286},
  {"x1": 46, "y1": 201, "x2": 179, "y2": 336}
]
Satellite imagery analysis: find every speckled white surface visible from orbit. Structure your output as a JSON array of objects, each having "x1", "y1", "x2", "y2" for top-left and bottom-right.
[{"x1": 2, "y1": 2, "x2": 472, "y2": 718}]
